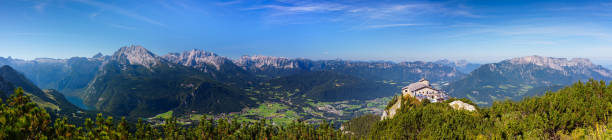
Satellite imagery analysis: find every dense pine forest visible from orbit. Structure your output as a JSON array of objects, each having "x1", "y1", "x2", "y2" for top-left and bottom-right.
[
  {"x1": 2, "y1": 80, "x2": 612, "y2": 139},
  {"x1": 369, "y1": 79, "x2": 612, "y2": 139}
]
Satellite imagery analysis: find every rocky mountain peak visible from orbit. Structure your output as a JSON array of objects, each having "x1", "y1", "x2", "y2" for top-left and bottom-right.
[
  {"x1": 0, "y1": 65, "x2": 16, "y2": 73},
  {"x1": 507, "y1": 55, "x2": 595, "y2": 71},
  {"x1": 92, "y1": 53, "x2": 104, "y2": 58},
  {"x1": 162, "y1": 49, "x2": 230, "y2": 70},
  {"x1": 234, "y1": 55, "x2": 301, "y2": 70},
  {"x1": 33, "y1": 58, "x2": 66, "y2": 63},
  {"x1": 111, "y1": 45, "x2": 159, "y2": 68},
  {"x1": 435, "y1": 59, "x2": 471, "y2": 67}
]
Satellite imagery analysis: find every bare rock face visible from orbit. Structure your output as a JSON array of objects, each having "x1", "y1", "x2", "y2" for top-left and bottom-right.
[
  {"x1": 508, "y1": 55, "x2": 595, "y2": 71},
  {"x1": 234, "y1": 56, "x2": 465, "y2": 83},
  {"x1": 162, "y1": 49, "x2": 231, "y2": 71},
  {"x1": 506, "y1": 56, "x2": 612, "y2": 77},
  {"x1": 380, "y1": 97, "x2": 402, "y2": 120},
  {"x1": 449, "y1": 100, "x2": 476, "y2": 111},
  {"x1": 494, "y1": 55, "x2": 612, "y2": 81},
  {"x1": 233, "y1": 55, "x2": 304, "y2": 70},
  {"x1": 111, "y1": 45, "x2": 160, "y2": 69}
]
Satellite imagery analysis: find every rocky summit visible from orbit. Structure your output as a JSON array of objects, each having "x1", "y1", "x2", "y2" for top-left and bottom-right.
[
  {"x1": 163, "y1": 49, "x2": 232, "y2": 71},
  {"x1": 111, "y1": 45, "x2": 160, "y2": 69},
  {"x1": 508, "y1": 55, "x2": 598, "y2": 71}
]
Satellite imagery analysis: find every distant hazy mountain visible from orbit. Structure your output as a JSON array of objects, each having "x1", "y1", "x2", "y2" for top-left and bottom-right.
[
  {"x1": 434, "y1": 59, "x2": 481, "y2": 73},
  {"x1": 234, "y1": 55, "x2": 314, "y2": 77},
  {"x1": 0, "y1": 65, "x2": 55, "y2": 103},
  {"x1": 0, "y1": 56, "x2": 104, "y2": 96},
  {"x1": 82, "y1": 46, "x2": 254, "y2": 117},
  {"x1": 604, "y1": 65, "x2": 612, "y2": 70},
  {"x1": 267, "y1": 71, "x2": 398, "y2": 101},
  {"x1": 235, "y1": 56, "x2": 465, "y2": 83},
  {"x1": 446, "y1": 55, "x2": 612, "y2": 105},
  {"x1": 0, "y1": 65, "x2": 81, "y2": 114}
]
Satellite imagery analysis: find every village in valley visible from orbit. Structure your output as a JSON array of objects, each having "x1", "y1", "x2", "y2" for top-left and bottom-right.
[{"x1": 146, "y1": 78, "x2": 475, "y2": 126}]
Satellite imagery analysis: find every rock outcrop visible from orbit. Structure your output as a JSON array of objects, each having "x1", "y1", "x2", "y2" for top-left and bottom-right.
[
  {"x1": 111, "y1": 45, "x2": 160, "y2": 69},
  {"x1": 163, "y1": 49, "x2": 232, "y2": 71},
  {"x1": 381, "y1": 97, "x2": 402, "y2": 120},
  {"x1": 449, "y1": 100, "x2": 476, "y2": 111}
]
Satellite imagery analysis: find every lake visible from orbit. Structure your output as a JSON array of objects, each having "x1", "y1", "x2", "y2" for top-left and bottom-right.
[{"x1": 65, "y1": 96, "x2": 92, "y2": 110}]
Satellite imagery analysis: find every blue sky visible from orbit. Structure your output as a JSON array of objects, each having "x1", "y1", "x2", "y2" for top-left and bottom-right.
[{"x1": 1, "y1": 0, "x2": 612, "y2": 64}]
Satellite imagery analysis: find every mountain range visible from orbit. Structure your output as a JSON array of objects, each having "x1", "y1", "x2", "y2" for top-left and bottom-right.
[
  {"x1": 0, "y1": 46, "x2": 465, "y2": 117},
  {"x1": 81, "y1": 46, "x2": 255, "y2": 117},
  {"x1": 2, "y1": 46, "x2": 610, "y2": 118},
  {"x1": 446, "y1": 55, "x2": 612, "y2": 105},
  {"x1": 434, "y1": 59, "x2": 481, "y2": 73}
]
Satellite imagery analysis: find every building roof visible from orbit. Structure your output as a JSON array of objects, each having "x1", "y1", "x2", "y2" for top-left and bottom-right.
[
  {"x1": 403, "y1": 82, "x2": 428, "y2": 92},
  {"x1": 418, "y1": 78, "x2": 428, "y2": 82},
  {"x1": 402, "y1": 79, "x2": 441, "y2": 93}
]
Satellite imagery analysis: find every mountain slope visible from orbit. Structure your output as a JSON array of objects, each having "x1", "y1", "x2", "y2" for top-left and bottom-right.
[
  {"x1": 267, "y1": 71, "x2": 397, "y2": 101},
  {"x1": 175, "y1": 82, "x2": 254, "y2": 114},
  {"x1": 434, "y1": 59, "x2": 481, "y2": 73},
  {"x1": 447, "y1": 56, "x2": 612, "y2": 105},
  {"x1": 235, "y1": 56, "x2": 465, "y2": 84},
  {"x1": 0, "y1": 56, "x2": 104, "y2": 96},
  {"x1": 234, "y1": 56, "x2": 314, "y2": 78},
  {"x1": 0, "y1": 65, "x2": 55, "y2": 103},
  {"x1": 0, "y1": 65, "x2": 81, "y2": 113},
  {"x1": 83, "y1": 46, "x2": 254, "y2": 117},
  {"x1": 0, "y1": 76, "x2": 15, "y2": 99},
  {"x1": 163, "y1": 49, "x2": 255, "y2": 87}
]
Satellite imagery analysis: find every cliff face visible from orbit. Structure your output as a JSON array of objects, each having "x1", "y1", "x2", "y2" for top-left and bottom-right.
[
  {"x1": 163, "y1": 49, "x2": 233, "y2": 71},
  {"x1": 381, "y1": 96, "x2": 402, "y2": 120},
  {"x1": 111, "y1": 45, "x2": 160, "y2": 69}
]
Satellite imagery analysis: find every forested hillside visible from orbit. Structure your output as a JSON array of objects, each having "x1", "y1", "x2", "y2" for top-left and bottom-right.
[
  {"x1": 0, "y1": 88, "x2": 345, "y2": 139},
  {"x1": 2, "y1": 80, "x2": 612, "y2": 139},
  {"x1": 369, "y1": 79, "x2": 612, "y2": 139}
]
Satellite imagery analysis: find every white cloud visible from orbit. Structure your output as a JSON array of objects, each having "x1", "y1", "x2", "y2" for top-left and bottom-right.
[
  {"x1": 238, "y1": 1, "x2": 479, "y2": 27},
  {"x1": 365, "y1": 24, "x2": 422, "y2": 29},
  {"x1": 89, "y1": 10, "x2": 103, "y2": 19},
  {"x1": 216, "y1": 0, "x2": 241, "y2": 6},
  {"x1": 33, "y1": 2, "x2": 47, "y2": 13},
  {"x1": 73, "y1": 0, "x2": 165, "y2": 26},
  {"x1": 106, "y1": 23, "x2": 136, "y2": 30},
  {"x1": 245, "y1": 2, "x2": 347, "y2": 14},
  {"x1": 488, "y1": 26, "x2": 612, "y2": 39}
]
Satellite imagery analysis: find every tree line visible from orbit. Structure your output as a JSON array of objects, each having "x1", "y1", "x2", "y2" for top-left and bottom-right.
[
  {"x1": 3, "y1": 79, "x2": 612, "y2": 139},
  {"x1": 0, "y1": 88, "x2": 346, "y2": 140},
  {"x1": 364, "y1": 79, "x2": 612, "y2": 139}
]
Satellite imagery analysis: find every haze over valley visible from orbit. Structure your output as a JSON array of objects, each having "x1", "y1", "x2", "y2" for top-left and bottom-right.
[
  {"x1": 2, "y1": 46, "x2": 610, "y2": 119},
  {"x1": 2, "y1": 0, "x2": 612, "y2": 139}
]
